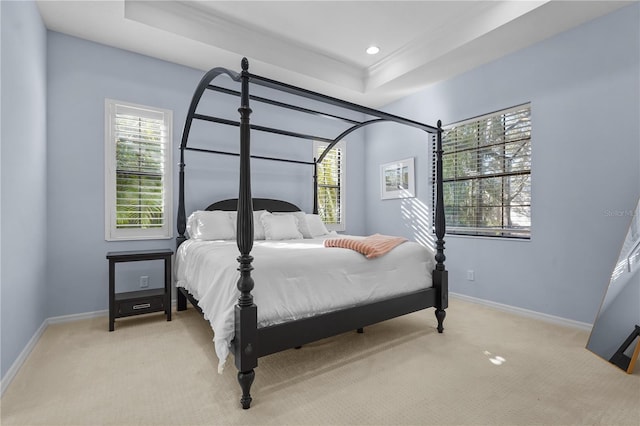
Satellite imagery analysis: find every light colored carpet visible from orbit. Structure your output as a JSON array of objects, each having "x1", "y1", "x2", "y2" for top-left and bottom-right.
[{"x1": 1, "y1": 297, "x2": 638, "y2": 425}]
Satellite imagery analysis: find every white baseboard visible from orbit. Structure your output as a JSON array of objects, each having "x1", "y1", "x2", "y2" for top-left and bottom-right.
[
  {"x1": 1, "y1": 309, "x2": 108, "y2": 396},
  {"x1": 47, "y1": 309, "x2": 108, "y2": 325},
  {"x1": 1, "y1": 319, "x2": 48, "y2": 396},
  {"x1": 1, "y1": 302, "x2": 180, "y2": 397},
  {"x1": 450, "y1": 292, "x2": 593, "y2": 331}
]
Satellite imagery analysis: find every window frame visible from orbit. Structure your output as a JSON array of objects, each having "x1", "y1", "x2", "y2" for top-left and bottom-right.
[
  {"x1": 104, "y1": 99, "x2": 173, "y2": 241},
  {"x1": 435, "y1": 103, "x2": 531, "y2": 239},
  {"x1": 313, "y1": 140, "x2": 346, "y2": 232}
]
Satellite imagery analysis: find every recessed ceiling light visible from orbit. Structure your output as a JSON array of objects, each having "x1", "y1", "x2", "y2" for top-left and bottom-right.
[{"x1": 366, "y1": 46, "x2": 380, "y2": 55}]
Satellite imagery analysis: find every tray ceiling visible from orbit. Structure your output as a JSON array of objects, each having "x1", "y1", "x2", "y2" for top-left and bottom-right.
[{"x1": 37, "y1": 1, "x2": 630, "y2": 107}]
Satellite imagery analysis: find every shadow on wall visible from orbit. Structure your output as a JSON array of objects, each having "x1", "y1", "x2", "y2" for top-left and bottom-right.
[{"x1": 400, "y1": 197, "x2": 435, "y2": 249}]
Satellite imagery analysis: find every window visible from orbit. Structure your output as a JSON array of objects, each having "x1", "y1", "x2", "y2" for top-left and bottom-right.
[
  {"x1": 438, "y1": 104, "x2": 531, "y2": 238},
  {"x1": 105, "y1": 99, "x2": 173, "y2": 240},
  {"x1": 314, "y1": 140, "x2": 345, "y2": 231}
]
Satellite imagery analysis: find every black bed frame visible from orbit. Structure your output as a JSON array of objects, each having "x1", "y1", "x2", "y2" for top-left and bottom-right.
[{"x1": 176, "y1": 58, "x2": 447, "y2": 409}]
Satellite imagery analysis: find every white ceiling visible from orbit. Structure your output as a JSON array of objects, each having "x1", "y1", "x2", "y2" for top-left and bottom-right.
[{"x1": 36, "y1": 0, "x2": 631, "y2": 107}]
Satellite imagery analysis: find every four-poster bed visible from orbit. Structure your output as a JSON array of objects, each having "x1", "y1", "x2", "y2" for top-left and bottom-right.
[{"x1": 176, "y1": 58, "x2": 448, "y2": 409}]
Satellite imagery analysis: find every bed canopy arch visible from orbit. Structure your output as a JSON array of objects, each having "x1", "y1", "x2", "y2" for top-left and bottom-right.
[
  {"x1": 177, "y1": 58, "x2": 444, "y2": 244},
  {"x1": 176, "y1": 58, "x2": 447, "y2": 409}
]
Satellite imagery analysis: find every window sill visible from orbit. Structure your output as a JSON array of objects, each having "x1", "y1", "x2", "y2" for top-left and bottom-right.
[{"x1": 105, "y1": 235, "x2": 174, "y2": 242}]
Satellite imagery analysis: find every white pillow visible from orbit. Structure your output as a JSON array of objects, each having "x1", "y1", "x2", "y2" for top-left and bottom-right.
[
  {"x1": 186, "y1": 210, "x2": 235, "y2": 240},
  {"x1": 305, "y1": 214, "x2": 330, "y2": 237},
  {"x1": 230, "y1": 210, "x2": 268, "y2": 240},
  {"x1": 261, "y1": 212, "x2": 303, "y2": 240},
  {"x1": 273, "y1": 211, "x2": 312, "y2": 238}
]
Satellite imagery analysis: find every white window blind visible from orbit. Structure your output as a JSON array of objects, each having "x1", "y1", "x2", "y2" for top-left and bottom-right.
[
  {"x1": 314, "y1": 140, "x2": 345, "y2": 231},
  {"x1": 438, "y1": 104, "x2": 531, "y2": 239},
  {"x1": 105, "y1": 100, "x2": 173, "y2": 240}
]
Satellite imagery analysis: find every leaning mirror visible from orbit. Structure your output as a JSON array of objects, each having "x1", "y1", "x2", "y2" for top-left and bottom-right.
[{"x1": 587, "y1": 199, "x2": 640, "y2": 373}]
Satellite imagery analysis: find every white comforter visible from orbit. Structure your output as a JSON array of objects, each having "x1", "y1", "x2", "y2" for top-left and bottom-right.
[{"x1": 175, "y1": 236, "x2": 435, "y2": 372}]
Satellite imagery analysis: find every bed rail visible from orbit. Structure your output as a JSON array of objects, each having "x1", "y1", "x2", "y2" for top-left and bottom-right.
[{"x1": 246, "y1": 73, "x2": 439, "y2": 133}]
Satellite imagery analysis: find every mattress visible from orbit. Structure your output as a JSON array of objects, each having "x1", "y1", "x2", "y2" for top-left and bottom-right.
[{"x1": 175, "y1": 235, "x2": 435, "y2": 372}]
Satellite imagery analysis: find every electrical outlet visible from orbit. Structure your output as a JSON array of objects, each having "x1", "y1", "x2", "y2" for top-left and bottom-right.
[
  {"x1": 466, "y1": 270, "x2": 475, "y2": 281},
  {"x1": 139, "y1": 275, "x2": 149, "y2": 288}
]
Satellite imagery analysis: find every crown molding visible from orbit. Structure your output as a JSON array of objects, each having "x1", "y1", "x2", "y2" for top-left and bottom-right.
[
  {"x1": 365, "y1": 1, "x2": 548, "y2": 92},
  {"x1": 124, "y1": 0, "x2": 366, "y2": 92}
]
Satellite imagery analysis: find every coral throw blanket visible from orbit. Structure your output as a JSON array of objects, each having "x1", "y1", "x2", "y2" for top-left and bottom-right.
[{"x1": 324, "y1": 234, "x2": 408, "y2": 259}]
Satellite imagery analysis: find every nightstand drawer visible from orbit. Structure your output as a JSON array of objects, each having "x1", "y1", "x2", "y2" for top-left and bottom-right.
[{"x1": 117, "y1": 295, "x2": 164, "y2": 316}]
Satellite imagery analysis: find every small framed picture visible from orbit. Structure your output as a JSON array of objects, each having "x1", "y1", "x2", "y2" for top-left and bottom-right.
[{"x1": 380, "y1": 157, "x2": 415, "y2": 200}]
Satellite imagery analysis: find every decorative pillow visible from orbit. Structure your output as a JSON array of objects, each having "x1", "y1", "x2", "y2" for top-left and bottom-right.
[
  {"x1": 261, "y1": 212, "x2": 303, "y2": 240},
  {"x1": 186, "y1": 210, "x2": 235, "y2": 240},
  {"x1": 305, "y1": 214, "x2": 330, "y2": 237},
  {"x1": 229, "y1": 210, "x2": 268, "y2": 240},
  {"x1": 273, "y1": 211, "x2": 312, "y2": 238}
]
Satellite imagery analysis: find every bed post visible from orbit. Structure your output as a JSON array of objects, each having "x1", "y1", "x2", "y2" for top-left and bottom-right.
[
  {"x1": 234, "y1": 57, "x2": 258, "y2": 409},
  {"x1": 176, "y1": 123, "x2": 188, "y2": 311},
  {"x1": 313, "y1": 159, "x2": 319, "y2": 214},
  {"x1": 434, "y1": 120, "x2": 448, "y2": 333},
  {"x1": 177, "y1": 150, "x2": 186, "y2": 246}
]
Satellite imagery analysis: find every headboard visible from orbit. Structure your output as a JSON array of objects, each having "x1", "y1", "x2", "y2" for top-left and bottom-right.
[{"x1": 205, "y1": 198, "x2": 301, "y2": 212}]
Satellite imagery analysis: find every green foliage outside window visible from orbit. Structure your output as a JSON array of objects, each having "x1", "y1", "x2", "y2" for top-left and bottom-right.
[
  {"x1": 115, "y1": 116, "x2": 165, "y2": 229},
  {"x1": 316, "y1": 143, "x2": 342, "y2": 226}
]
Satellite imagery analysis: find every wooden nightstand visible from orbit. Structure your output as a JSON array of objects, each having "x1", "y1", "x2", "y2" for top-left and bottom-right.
[{"x1": 106, "y1": 249, "x2": 173, "y2": 331}]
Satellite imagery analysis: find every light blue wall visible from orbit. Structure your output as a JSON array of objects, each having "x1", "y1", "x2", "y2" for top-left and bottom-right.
[
  {"x1": 365, "y1": 3, "x2": 640, "y2": 324},
  {"x1": 46, "y1": 32, "x2": 365, "y2": 317},
  {"x1": 1, "y1": 0, "x2": 48, "y2": 379},
  {"x1": 46, "y1": 32, "x2": 200, "y2": 316}
]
